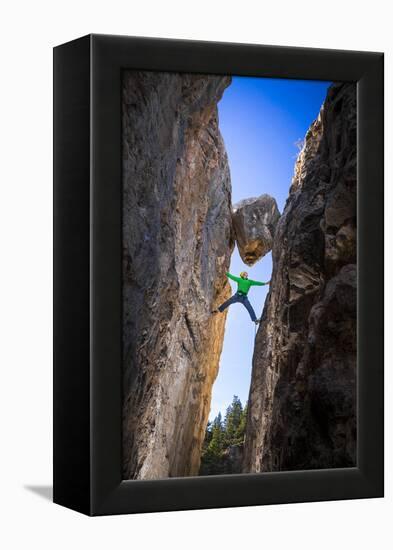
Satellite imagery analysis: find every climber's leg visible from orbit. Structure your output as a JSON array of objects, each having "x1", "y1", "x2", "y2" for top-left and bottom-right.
[
  {"x1": 241, "y1": 296, "x2": 257, "y2": 322},
  {"x1": 217, "y1": 293, "x2": 240, "y2": 313}
]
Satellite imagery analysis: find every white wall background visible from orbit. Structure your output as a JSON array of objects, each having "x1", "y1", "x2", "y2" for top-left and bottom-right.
[{"x1": 0, "y1": 1, "x2": 390, "y2": 548}]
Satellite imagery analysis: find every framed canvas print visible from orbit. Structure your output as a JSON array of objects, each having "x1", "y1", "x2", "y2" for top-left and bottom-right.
[{"x1": 53, "y1": 34, "x2": 384, "y2": 515}]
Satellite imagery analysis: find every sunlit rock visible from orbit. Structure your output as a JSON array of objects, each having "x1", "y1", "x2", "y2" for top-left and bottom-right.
[{"x1": 122, "y1": 71, "x2": 233, "y2": 480}]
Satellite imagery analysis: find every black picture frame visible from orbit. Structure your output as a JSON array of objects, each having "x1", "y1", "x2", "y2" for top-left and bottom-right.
[{"x1": 53, "y1": 34, "x2": 384, "y2": 516}]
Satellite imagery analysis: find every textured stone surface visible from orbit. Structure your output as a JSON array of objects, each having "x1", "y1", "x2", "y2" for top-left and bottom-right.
[
  {"x1": 243, "y1": 83, "x2": 357, "y2": 472},
  {"x1": 232, "y1": 195, "x2": 280, "y2": 265},
  {"x1": 122, "y1": 71, "x2": 233, "y2": 480}
]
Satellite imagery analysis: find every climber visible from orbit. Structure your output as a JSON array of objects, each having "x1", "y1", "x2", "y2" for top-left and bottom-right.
[{"x1": 212, "y1": 271, "x2": 270, "y2": 324}]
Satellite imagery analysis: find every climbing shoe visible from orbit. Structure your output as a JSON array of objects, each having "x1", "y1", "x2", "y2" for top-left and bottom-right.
[{"x1": 254, "y1": 319, "x2": 261, "y2": 324}]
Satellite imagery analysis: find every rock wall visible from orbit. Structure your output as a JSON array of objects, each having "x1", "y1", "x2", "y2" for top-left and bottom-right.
[
  {"x1": 243, "y1": 83, "x2": 357, "y2": 472},
  {"x1": 122, "y1": 71, "x2": 233, "y2": 480}
]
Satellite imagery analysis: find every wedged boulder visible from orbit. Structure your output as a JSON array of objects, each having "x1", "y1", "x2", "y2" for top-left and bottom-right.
[{"x1": 232, "y1": 195, "x2": 280, "y2": 265}]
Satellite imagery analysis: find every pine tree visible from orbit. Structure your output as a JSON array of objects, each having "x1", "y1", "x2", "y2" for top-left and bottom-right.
[
  {"x1": 199, "y1": 396, "x2": 248, "y2": 476},
  {"x1": 199, "y1": 411, "x2": 225, "y2": 475},
  {"x1": 224, "y1": 395, "x2": 243, "y2": 446},
  {"x1": 236, "y1": 404, "x2": 247, "y2": 443},
  {"x1": 201, "y1": 420, "x2": 213, "y2": 452},
  {"x1": 208, "y1": 412, "x2": 224, "y2": 454}
]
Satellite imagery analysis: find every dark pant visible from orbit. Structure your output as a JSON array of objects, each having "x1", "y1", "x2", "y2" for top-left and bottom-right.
[{"x1": 218, "y1": 292, "x2": 257, "y2": 322}]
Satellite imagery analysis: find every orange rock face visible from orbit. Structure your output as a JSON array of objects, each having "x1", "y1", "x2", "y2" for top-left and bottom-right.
[{"x1": 122, "y1": 71, "x2": 233, "y2": 480}]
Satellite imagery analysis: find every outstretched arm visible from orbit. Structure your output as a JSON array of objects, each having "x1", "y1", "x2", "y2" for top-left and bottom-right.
[
  {"x1": 249, "y1": 279, "x2": 270, "y2": 286},
  {"x1": 226, "y1": 272, "x2": 242, "y2": 283}
]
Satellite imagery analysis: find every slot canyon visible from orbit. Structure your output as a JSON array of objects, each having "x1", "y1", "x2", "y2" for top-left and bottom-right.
[{"x1": 122, "y1": 71, "x2": 356, "y2": 480}]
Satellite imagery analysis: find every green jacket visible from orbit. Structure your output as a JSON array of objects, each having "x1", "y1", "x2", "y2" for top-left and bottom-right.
[{"x1": 226, "y1": 272, "x2": 266, "y2": 295}]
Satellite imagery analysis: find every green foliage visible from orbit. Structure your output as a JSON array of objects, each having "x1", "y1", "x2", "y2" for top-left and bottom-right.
[{"x1": 199, "y1": 396, "x2": 248, "y2": 476}]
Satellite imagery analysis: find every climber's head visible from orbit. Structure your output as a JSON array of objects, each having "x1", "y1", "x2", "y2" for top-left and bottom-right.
[{"x1": 240, "y1": 271, "x2": 248, "y2": 279}]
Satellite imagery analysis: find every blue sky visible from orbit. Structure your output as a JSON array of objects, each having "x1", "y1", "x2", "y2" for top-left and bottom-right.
[{"x1": 209, "y1": 76, "x2": 331, "y2": 420}]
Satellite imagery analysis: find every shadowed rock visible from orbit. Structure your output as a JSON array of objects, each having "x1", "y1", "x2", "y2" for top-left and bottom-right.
[
  {"x1": 243, "y1": 83, "x2": 357, "y2": 473},
  {"x1": 232, "y1": 195, "x2": 281, "y2": 265}
]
